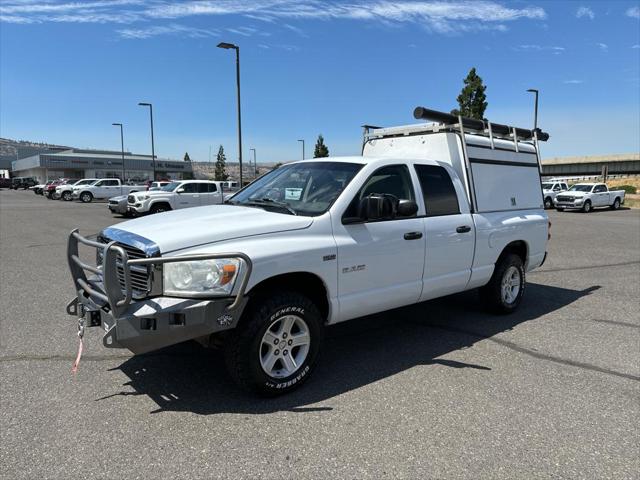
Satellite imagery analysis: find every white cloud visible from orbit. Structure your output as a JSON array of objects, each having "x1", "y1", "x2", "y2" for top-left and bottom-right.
[
  {"x1": 632, "y1": 44, "x2": 640, "y2": 49},
  {"x1": 576, "y1": 6, "x2": 594, "y2": 19},
  {"x1": 596, "y1": 42, "x2": 608, "y2": 52},
  {"x1": 117, "y1": 23, "x2": 219, "y2": 39},
  {"x1": 626, "y1": 6, "x2": 640, "y2": 19},
  {"x1": 514, "y1": 44, "x2": 565, "y2": 55},
  {"x1": 563, "y1": 80, "x2": 584, "y2": 84},
  {"x1": 0, "y1": 0, "x2": 547, "y2": 35}
]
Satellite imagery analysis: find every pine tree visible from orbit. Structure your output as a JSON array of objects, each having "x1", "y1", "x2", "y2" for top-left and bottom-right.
[
  {"x1": 313, "y1": 134, "x2": 329, "y2": 158},
  {"x1": 214, "y1": 145, "x2": 228, "y2": 181},
  {"x1": 183, "y1": 152, "x2": 191, "y2": 162},
  {"x1": 451, "y1": 67, "x2": 488, "y2": 120}
]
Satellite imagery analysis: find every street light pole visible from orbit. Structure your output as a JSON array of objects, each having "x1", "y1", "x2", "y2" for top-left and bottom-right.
[
  {"x1": 217, "y1": 42, "x2": 243, "y2": 187},
  {"x1": 138, "y1": 102, "x2": 156, "y2": 181},
  {"x1": 112, "y1": 122, "x2": 125, "y2": 195},
  {"x1": 250, "y1": 148, "x2": 257, "y2": 180},
  {"x1": 298, "y1": 139, "x2": 305, "y2": 160},
  {"x1": 526, "y1": 88, "x2": 539, "y2": 130}
]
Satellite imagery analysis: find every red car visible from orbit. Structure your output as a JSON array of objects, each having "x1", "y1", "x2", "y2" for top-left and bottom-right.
[{"x1": 43, "y1": 179, "x2": 70, "y2": 199}]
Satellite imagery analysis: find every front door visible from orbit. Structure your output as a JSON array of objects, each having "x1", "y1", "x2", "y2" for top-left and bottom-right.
[
  {"x1": 334, "y1": 164, "x2": 425, "y2": 322},
  {"x1": 176, "y1": 182, "x2": 201, "y2": 208}
]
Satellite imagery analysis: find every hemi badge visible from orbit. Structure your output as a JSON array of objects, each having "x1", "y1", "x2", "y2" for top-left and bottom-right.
[{"x1": 323, "y1": 254, "x2": 336, "y2": 261}]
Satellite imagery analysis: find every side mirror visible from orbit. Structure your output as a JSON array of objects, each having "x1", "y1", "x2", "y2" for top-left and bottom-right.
[
  {"x1": 397, "y1": 199, "x2": 418, "y2": 217},
  {"x1": 358, "y1": 194, "x2": 396, "y2": 221},
  {"x1": 176, "y1": 187, "x2": 185, "y2": 194}
]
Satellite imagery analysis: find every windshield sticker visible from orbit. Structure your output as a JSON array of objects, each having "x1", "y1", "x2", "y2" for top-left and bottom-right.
[{"x1": 285, "y1": 188, "x2": 303, "y2": 200}]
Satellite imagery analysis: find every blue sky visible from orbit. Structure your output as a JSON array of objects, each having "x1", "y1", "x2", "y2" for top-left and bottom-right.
[{"x1": 1, "y1": 1, "x2": 639, "y2": 163}]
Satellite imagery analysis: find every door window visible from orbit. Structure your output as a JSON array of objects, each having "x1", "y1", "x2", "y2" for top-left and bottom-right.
[
  {"x1": 414, "y1": 165, "x2": 460, "y2": 217},
  {"x1": 594, "y1": 185, "x2": 606, "y2": 193},
  {"x1": 181, "y1": 183, "x2": 198, "y2": 193},
  {"x1": 196, "y1": 183, "x2": 210, "y2": 193},
  {"x1": 343, "y1": 165, "x2": 416, "y2": 220},
  {"x1": 207, "y1": 183, "x2": 218, "y2": 192}
]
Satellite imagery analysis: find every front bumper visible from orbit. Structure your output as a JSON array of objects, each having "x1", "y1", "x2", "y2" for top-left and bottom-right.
[{"x1": 66, "y1": 230, "x2": 252, "y2": 355}]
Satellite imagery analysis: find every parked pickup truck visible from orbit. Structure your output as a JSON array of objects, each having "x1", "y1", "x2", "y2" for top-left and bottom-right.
[
  {"x1": 56, "y1": 178, "x2": 98, "y2": 201},
  {"x1": 127, "y1": 180, "x2": 230, "y2": 215},
  {"x1": 554, "y1": 183, "x2": 625, "y2": 212},
  {"x1": 66, "y1": 107, "x2": 549, "y2": 395},
  {"x1": 541, "y1": 180, "x2": 569, "y2": 209},
  {"x1": 72, "y1": 178, "x2": 144, "y2": 203}
]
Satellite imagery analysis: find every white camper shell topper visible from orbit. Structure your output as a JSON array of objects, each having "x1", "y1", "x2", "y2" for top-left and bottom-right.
[{"x1": 66, "y1": 106, "x2": 550, "y2": 395}]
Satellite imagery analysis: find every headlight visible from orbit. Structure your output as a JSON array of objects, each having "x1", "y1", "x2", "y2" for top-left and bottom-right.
[{"x1": 163, "y1": 258, "x2": 241, "y2": 297}]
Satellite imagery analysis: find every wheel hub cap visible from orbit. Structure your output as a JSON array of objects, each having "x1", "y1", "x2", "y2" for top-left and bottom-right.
[
  {"x1": 259, "y1": 314, "x2": 310, "y2": 379},
  {"x1": 501, "y1": 266, "x2": 521, "y2": 304}
]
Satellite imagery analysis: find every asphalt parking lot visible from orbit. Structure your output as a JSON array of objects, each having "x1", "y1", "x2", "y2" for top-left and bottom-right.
[{"x1": 1, "y1": 189, "x2": 638, "y2": 479}]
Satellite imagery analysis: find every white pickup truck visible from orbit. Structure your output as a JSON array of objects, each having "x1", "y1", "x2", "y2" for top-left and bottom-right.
[
  {"x1": 554, "y1": 183, "x2": 625, "y2": 212},
  {"x1": 72, "y1": 178, "x2": 145, "y2": 203},
  {"x1": 127, "y1": 180, "x2": 229, "y2": 215},
  {"x1": 541, "y1": 180, "x2": 569, "y2": 209},
  {"x1": 66, "y1": 107, "x2": 549, "y2": 395}
]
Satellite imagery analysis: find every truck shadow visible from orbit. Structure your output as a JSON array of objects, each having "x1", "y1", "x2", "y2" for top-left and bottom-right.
[{"x1": 103, "y1": 282, "x2": 599, "y2": 415}]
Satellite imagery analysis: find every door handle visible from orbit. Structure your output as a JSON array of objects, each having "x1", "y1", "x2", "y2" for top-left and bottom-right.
[
  {"x1": 456, "y1": 225, "x2": 472, "y2": 233},
  {"x1": 403, "y1": 231, "x2": 423, "y2": 240}
]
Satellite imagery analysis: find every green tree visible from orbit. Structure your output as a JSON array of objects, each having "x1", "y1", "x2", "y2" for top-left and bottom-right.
[
  {"x1": 451, "y1": 67, "x2": 488, "y2": 120},
  {"x1": 313, "y1": 134, "x2": 329, "y2": 158},
  {"x1": 183, "y1": 152, "x2": 191, "y2": 162},
  {"x1": 214, "y1": 145, "x2": 228, "y2": 181},
  {"x1": 272, "y1": 162, "x2": 283, "y2": 170}
]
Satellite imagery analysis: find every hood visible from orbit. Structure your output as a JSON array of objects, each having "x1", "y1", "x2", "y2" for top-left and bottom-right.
[
  {"x1": 102, "y1": 204, "x2": 313, "y2": 254},
  {"x1": 564, "y1": 191, "x2": 587, "y2": 197},
  {"x1": 131, "y1": 190, "x2": 167, "y2": 198}
]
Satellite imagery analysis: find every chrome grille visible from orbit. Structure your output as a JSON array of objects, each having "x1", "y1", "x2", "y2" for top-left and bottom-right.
[
  {"x1": 109, "y1": 199, "x2": 119, "y2": 205},
  {"x1": 556, "y1": 195, "x2": 574, "y2": 202}
]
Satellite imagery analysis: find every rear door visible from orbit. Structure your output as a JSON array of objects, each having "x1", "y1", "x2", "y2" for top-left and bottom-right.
[
  {"x1": 333, "y1": 164, "x2": 426, "y2": 321},
  {"x1": 95, "y1": 179, "x2": 120, "y2": 198},
  {"x1": 176, "y1": 182, "x2": 201, "y2": 208},
  {"x1": 414, "y1": 164, "x2": 475, "y2": 301}
]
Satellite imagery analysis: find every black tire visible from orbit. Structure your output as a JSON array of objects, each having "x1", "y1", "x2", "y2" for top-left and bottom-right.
[
  {"x1": 223, "y1": 291, "x2": 324, "y2": 395},
  {"x1": 62, "y1": 191, "x2": 72, "y2": 201},
  {"x1": 150, "y1": 203, "x2": 170, "y2": 214},
  {"x1": 611, "y1": 198, "x2": 620, "y2": 210},
  {"x1": 80, "y1": 192, "x2": 93, "y2": 203},
  {"x1": 480, "y1": 253, "x2": 526, "y2": 314},
  {"x1": 581, "y1": 200, "x2": 592, "y2": 213},
  {"x1": 556, "y1": 208, "x2": 564, "y2": 212},
  {"x1": 544, "y1": 197, "x2": 553, "y2": 209}
]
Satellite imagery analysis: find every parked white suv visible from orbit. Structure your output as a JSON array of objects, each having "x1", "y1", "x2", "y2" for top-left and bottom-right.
[
  {"x1": 66, "y1": 107, "x2": 549, "y2": 395},
  {"x1": 127, "y1": 180, "x2": 226, "y2": 215},
  {"x1": 56, "y1": 178, "x2": 98, "y2": 201},
  {"x1": 541, "y1": 180, "x2": 568, "y2": 209}
]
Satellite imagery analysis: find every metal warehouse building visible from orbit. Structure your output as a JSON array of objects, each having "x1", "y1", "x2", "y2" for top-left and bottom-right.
[
  {"x1": 541, "y1": 153, "x2": 640, "y2": 177},
  {"x1": 11, "y1": 148, "x2": 192, "y2": 183}
]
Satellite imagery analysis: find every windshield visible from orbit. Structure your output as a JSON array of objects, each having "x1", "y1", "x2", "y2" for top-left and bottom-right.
[
  {"x1": 229, "y1": 161, "x2": 363, "y2": 216},
  {"x1": 568, "y1": 185, "x2": 593, "y2": 192},
  {"x1": 541, "y1": 183, "x2": 553, "y2": 189},
  {"x1": 160, "y1": 182, "x2": 181, "y2": 192}
]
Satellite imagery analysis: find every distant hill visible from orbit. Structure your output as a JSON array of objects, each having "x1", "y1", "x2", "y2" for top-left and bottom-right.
[{"x1": 0, "y1": 137, "x2": 72, "y2": 170}]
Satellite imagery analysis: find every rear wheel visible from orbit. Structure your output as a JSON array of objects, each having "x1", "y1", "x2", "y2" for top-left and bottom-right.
[
  {"x1": 80, "y1": 192, "x2": 93, "y2": 203},
  {"x1": 611, "y1": 198, "x2": 620, "y2": 210},
  {"x1": 480, "y1": 254, "x2": 526, "y2": 314},
  {"x1": 544, "y1": 197, "x2": 553, "y2": 209},
  {"x1": 582, "y1": 200, "x2": 592, "y2": 213},
  {"x1": 223, "y1": 291, "x2": 324, "y2": 395},
  {"x1": 62, "y1": 191, "x2": 72, "y2": 201}
]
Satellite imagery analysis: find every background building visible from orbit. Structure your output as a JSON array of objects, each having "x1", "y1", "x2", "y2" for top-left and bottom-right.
[
  {"x1": 11, "y1": 148, "x2": 192, "y2": 183},
  {"x1": 541, "y1": 153, "x2": 640, "y2": 178}
]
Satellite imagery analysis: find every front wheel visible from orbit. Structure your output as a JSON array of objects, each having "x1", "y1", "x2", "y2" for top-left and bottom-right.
[
  {"x1": 544, "y1": 197, "x2": 553, "y2": 209},
  {"x1": 480, "y1": 254, "x2": 526, "y2": 314},
  {"x1": 582, "y1": 200, "x2": 592, "y2": 213},
  {"x1": 62, "y1": 191, "x2": 72, "y2": 201},
  {"x1": 224, "y1": 291, "x2": 324, "y2": 395}
]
